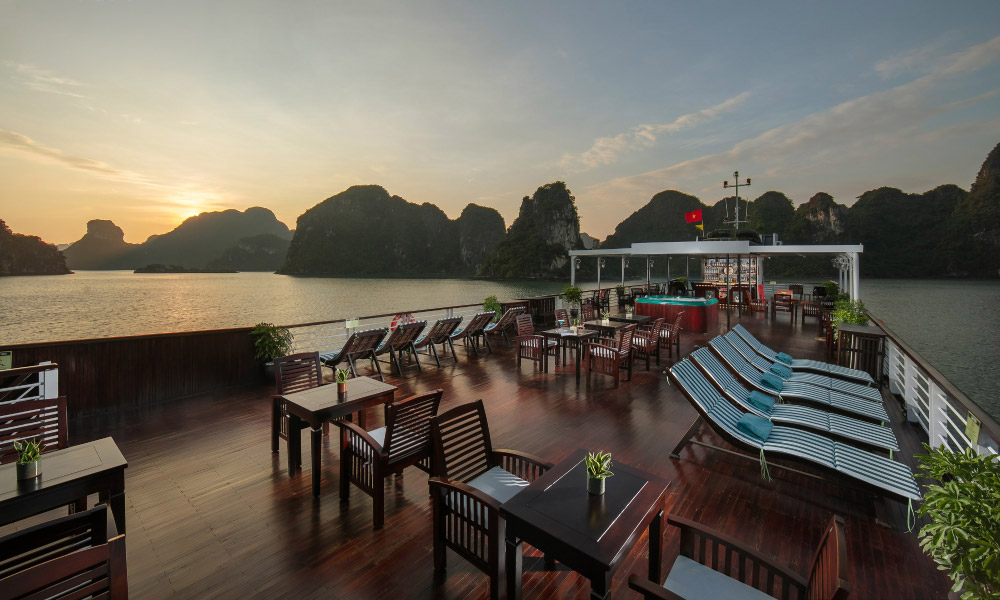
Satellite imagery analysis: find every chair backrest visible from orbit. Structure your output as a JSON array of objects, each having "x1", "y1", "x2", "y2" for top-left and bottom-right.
[
  {"x1": 662, "y1": 312, "x2": 685, "y2": 335},
  {"x1": 581, "y1": 304, "x2": 595, "y2": 321},
  {"x1": 383, "y1": 321, "x2": 427, "y2": 350},
  {"x1": 430, "y1": 399, "x2": 494, "y2": 483},
  {"x1": 515, "y1": 314, "x2": 534, "y2": 337},
  {"x1": 806, "y1": 515, "x2": 850, "y2": 600},
  {"x1": 384, "y1": 389, "x2": 443, "y2": 464},
  {"x1": 494, "y1": 307, "x2": 524, "y2": 329},
  {"x1": 645, "y1": 318, "x2": 664, "y2": 344},
  {"x1": 344, "y1": 327, "x2": 389, "y2": 355},
  {"x1": 0, "y1": 396, "x2": 68, "y2": 465},
  {"x1": 0, "y1": 505, "x2": 127, "y2": 599},
  {"x1": 424, "y1": 317, "x2": 463, "y2": 343},
  {"x1": 274, "y1": 352, "x2": 323, "y2": 395},
  {"x1": 617, "y1": 324, "x2": 637, "y2": 356},
  {"x1": 553, "y1": 308, "x2": 569, "y2": 325},
  {"x1": 462, "y1": 311, "x2": 495, "y2": 336}
]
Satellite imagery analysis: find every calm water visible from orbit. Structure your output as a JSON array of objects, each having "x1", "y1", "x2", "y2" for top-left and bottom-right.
[{"x1": 2, "y1": 272, "x2": 998, "y2": 421}]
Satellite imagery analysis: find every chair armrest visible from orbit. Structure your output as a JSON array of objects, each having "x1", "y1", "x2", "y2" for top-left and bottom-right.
[
  {"x1": 428, "y1": 477, "x2": 502, "y2": 512},
  {"x1": 666, "y1": 514, "x2": 808, "y2": 593},
  {"x1": 493, "y1": 449, "x2": 553, "y2": 482},
  {"x1": 627, "y1": 575, "x2": 685, "y2": 600},
  {"x1": 585, "y1": 342, "x2": 619, "y2": 354},
  {"x1": 336, "y1": 420, "x2": 386, "y2": 459}
]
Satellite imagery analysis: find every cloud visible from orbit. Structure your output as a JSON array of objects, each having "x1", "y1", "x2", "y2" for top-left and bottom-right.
[
  {"x1": 6, "y1": 62, "x2": 89, "y2": 99},
  {"x1": 0, "y1": 129, "x2": 161, "y2": 187},
  {"x1": 560, "y1": 92, "x2": 750, "y2": 170},
  {"x1": 578, "y1": 35, "x2": 1000, "y2": 219}
]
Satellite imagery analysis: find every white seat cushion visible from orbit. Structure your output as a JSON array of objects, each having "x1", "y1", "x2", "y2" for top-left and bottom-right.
[
  {"x1": 664, "y1": 555, "x2": 775, "y2": 600},
  {"x1": 466, "y1": 466, "x2": 529, "y2": 504}
]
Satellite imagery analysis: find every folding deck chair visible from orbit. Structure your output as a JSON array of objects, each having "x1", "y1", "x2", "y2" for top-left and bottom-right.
[
  {"x1": 732, "y1": 324, "x2": 875, "y2": 385},
  {"x1": 709, "y1": 337, "x2": 889, "y2": 424},
  {"x1": 723, "y1": 332, "x2": 882, "y2": 403},
  {"x1": 321, "y1": 327, "x2": 390, "y2": 381},
  {"x1": 450, "y1": 311, "x2": 495, "y2": 356},
  {"x1": 690, "y1": 347, "x2": 898, "y2": 454},
  {"x1": 669, "y1": 359, "x2": 920, "y2": 504},
  {"x1": 413, "y1": 316, "x2": 463, "y2": 366}
]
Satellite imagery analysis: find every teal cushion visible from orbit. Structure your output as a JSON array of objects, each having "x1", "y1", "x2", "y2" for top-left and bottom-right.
[
  {"x1": 760, "y1": 372, "x2": 784, "y2": 392},
  {"x1": 769, "y1": 362, "x2": 792, "y2": 378},
  {"x1": 736, "y1": 413, "x2": 773, "y2": 442},
  {"x1": 776, "y1": 351, "x2": 793, "y2": 364},
  {"x1": 746, "y1": 391, "x2": 776, "y2": 412}
]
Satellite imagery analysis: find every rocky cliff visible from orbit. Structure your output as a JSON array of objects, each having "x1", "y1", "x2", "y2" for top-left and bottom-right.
[
  {"x1": 0, "y1": 220, "x2": 70, "y2": 275},
  {"x1": 279, "y1": 185, "x2": 505, "y2": 276},
  {"x1": 477, "y1": 182, "x2": 581, "y2": 279},
  {"x1": 206, "y1": 233, "x2": 291, "y2": 272},
  {"x1": 63, "y1": 219, "x2": 138, "y2": 270}
]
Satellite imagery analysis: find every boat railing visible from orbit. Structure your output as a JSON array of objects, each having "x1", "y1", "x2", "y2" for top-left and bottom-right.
[
  {"x1": 0, "y1": 362, "x2": 59, "y2": 406},
  {"x1": 868, "y1": 313, "x2": 999, "y2": 458},
  {"x1": 286, "y1": 303, "x2": 486, "y2": 355}
]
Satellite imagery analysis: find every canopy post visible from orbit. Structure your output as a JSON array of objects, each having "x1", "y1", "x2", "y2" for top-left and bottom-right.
[
  {"x1": 851, "y1": 252, "x2": 860, "y2": 300},
  {"x1": 621, "y1": 257, "x2": 626, "y2": 287},
  {"x1": 737, "y1": 254, "x2": 743, "y2": 317},
  {"x1": 726, "y1": 254, "x2": 731, "y2": 330},
  {"x1": 570, "y1": 256, "x2": 577, "y2": 287},
  {"x1": 597, "y1": 258, "x2": 602, "y2": 292}
]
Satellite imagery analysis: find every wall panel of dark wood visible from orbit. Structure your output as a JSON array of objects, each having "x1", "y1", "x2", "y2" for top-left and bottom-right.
[{"x1": 5, "y1": 328, "x2": 259, "y2": 418}]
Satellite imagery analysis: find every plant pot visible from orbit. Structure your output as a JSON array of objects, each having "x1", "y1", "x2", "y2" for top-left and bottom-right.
[
  {"x1": 570, "y1": 309, "x2": 579, "y2": 319},
  {"x1": 16, "y1": 461, "x2": 41, "y2": 480},
  {"x1": 587, "y1": 476, "x2": 605, "y2": 495},
  {"x1": 601, "y1": 319, "x2": 610, "y2": 326},
  {"x1": 263, "y1": 361, "x2": 275, "y2": 385},
  {"x1": 337, "y1": 382, "x2": 348, "y2": 395},
  {"x1": 625, "y1": 313, "x2": 633, "y2": 319}
]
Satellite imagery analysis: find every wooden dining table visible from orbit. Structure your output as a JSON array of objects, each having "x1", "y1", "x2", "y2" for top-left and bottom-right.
[{"x1": 283, "y1": 376, "x2": 397, "y2": 496}]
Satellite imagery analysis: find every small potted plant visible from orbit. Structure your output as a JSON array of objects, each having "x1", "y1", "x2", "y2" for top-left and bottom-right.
[
  {"x1": 625, "y1": 301, "x2": 634, "y2": 319},
  {"x1": 601, "y1": 311, "x2": 610, "y2": 326},
  {"x1": 570, "y1": 317, "x2": 579, "y2": 333},
  {"x1": 335, "y1": 368, "x2": 350, "y2": 395},
  {"x1": 250, "y1": 322, "x2": 294, "y2": 380},
  {"x1": 13, "y1": 438, "x2": 44, "y2": 480},
  {"x1": 561, "y1": 284, "x2": 584, "y2": 319},
  {"x1": 585, "y1": 450, "x2": 614, "y2": 495}
]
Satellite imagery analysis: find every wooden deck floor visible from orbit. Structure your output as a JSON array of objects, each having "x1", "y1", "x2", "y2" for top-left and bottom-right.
[{"x1": 4, "y1": 311, "x2": 949, "y2": 599}]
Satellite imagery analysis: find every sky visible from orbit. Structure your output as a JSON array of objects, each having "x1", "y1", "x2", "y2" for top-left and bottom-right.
[{"x1": 2, "y1": 1, "x2": 1000, "y2": 245}]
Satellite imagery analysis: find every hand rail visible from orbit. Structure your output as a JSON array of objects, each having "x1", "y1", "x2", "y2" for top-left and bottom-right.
[{"x1": 867, "y1": 311, "x2": 999, "y2": 457}]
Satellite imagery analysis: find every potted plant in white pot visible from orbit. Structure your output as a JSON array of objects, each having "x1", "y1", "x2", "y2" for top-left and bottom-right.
[
  {"x1": 585, "y1": 450, "x2": 614, "y2": 495},
  {"x1": 916, "y1": 444, "x2": 1000, "y2": 599},
  {"x1": 13, "y1": 438, "x2": 43, "y2": 480},
  {"x1": 250, "y1": 322, "x2": 294, "y2": 381}
]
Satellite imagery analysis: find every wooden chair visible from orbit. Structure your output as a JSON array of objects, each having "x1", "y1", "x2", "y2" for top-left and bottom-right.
[
  {"x1": 484, "y1": 307, "x2": 525, "y2": 346},
  {"x1": 375, "y1": 321, "x2": 427, "y2": 376},
  {"x1": 514, "y1": 314, "x2": 558, "y2": 370},
  {"x1": 0, "y1": 505, "x2": 128, "y2": 599},
  {"x1": 414, "y1": 317, "x2": 464, "y2": 366},
  {"x1": 801, "y1": 301, "x2": 822, "y2": 323},
  {"x1": 428, "y1": 400, "x2": 552, "y2": 600},
  {"x1": 772, "y1": 293, "x2": 796, "y2": 323},
  {"x1": 632, "y1": 317, "x2": 664, "y2": 370},
  {"x1": 628, "y1": 514, "x2": 849, "y2": 600},
  {"x1": 585, "y1": 323, "x2": 636, "y2": 387},
  {"x1": 553, "y1": 308, "x2": 570, "y2": 327},
  {"x1": 598, "y1": 288, "x2": 611, "y2": 312},
  {"x1": 581, "y1": 303, "x2": 596, "y2": 322},
  {"x1": 0, "y1": 396, "x2": 68, "y2": 465},
  {"x1": 271, "y1": 352, "x2": 325, "y2": 454},
  {"x1": 659, "y1": 312, "x2": 685, "y2": 359},
  {"x1": 322, "y1": 327, "x2": 390, "y2": 380},
  {"x1": 450, "y1": 311, "x2": 496, "y2": 356},
  {"x1": 789, "y1": 284, "x2": 805, "y2": 302},
  {"x1": 338, "y1": 389, "x2": 443, "y2": 529}
]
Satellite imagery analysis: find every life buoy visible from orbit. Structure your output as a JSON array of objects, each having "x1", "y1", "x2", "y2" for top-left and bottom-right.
[{"x1": 390, "y1": 312, "x2": 414, "y2": 330}]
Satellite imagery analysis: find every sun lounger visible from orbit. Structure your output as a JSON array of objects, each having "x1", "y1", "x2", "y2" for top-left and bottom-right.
[
  {"x1": 669, "y1": 359, "x2": 920, "y2": 503},
  {"x1": 374, "y1": 320, "x2": 427, "y2": 375},
  {"x1": 321, "y1": 327, "x2": 390, "y2": 380},
  {"x1": 732, "y1": 324, "x2": 874, "y2": 385},
  {"x1": 483, "y1": 306, "x2": 525, "y2": 346},
  {"x1": 450, "y1": 311, "x2": 495, "y2": 356},
  {"x1": 690, "y1": 347, "x2": 898, "y2": 453},
  {"x1": 723, "y1": 332, "x2": 882, "y2": 403},
  {"x1": 413, "y1": 316, "x2": 463, "y2": 366},
  {"x1": 709, "y1": 338, "x2": 889, "y2": 424}
]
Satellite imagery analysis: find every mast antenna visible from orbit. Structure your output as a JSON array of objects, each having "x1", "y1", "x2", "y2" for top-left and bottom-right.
[{"x1": 723, "y1": 171, "x2": 751, "y2": 230}]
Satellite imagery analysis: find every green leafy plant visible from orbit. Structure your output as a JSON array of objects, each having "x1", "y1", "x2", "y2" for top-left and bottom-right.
[
  {"x1": 561, "y1": 285, "x2": 583, "y2": 311},
  {"x1": 615, "y1": 284, "x2": 625, "y2": 296},
  {"x1": 250, "y1": 322, "x2": 293, "y2": 362},
  {"x1": 483, "y1": 295, "x2": 502, "y2": 323},
  {"x1": 822, "y1": 280, "x2": 840, "y2": 298},
  {"x1": 916, "y1": 444, "x2": 1000, "y2": 599},
  {"x1": 13, "y1": 438, "x2": 43, "y2": 465},
  {"x1": 830, "y1": 298, "x2": 869, "y2": 333},
  {"x1": 602, "y1": 311, "x2": 610, "y2": 320},
  {"x1": 585, "y1": 451, "x2": 614, "y2": 480},
  {"x1": 335, "y1": 368, "x2": 350, "y2": 384}
]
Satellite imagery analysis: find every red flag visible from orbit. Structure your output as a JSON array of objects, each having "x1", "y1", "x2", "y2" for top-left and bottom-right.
[{"x1": 685, "y1": 209, "x2": 703, "y2": 223}]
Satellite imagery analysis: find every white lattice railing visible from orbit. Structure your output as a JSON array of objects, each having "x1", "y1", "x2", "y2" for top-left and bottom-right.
[
  {"x1": 876, "y1": 318, "x2": 999, "y2": 458},
  {"x1": 0, "y1": 362, "x2": 59, "y2": 406}
]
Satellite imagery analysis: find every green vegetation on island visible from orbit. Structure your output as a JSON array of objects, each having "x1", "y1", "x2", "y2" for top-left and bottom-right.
[{"x1": 0, "y1": 220, "x2": 70, "y2": 276}]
